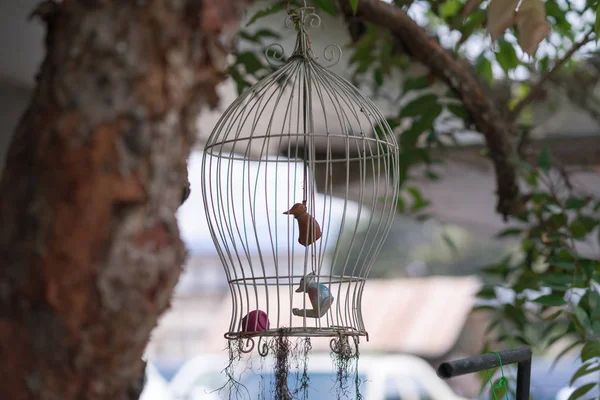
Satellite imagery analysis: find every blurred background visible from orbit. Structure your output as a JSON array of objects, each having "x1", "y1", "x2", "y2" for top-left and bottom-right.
[{"x1": 1, "y1": 0, "x2": 600, "y2": 399}]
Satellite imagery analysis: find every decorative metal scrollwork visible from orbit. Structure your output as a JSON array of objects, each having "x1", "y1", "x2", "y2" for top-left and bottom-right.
[
  {"x1": 238, "y1": 338, "x2": 255, "y2": 353},
  {"x1": 330, "y1": 335, "x2": 358, "y2": 357},
  {"x1": 257, "y1": 336, "x2": 270, "y2": 357},
  {"x1": 264, "y1": 43, "x2": 286, "y2": 67},
  {"x1": 321, "y1": 44, "x2": 343, "y2": 68},
  {"x1": 285, "y1": 12, "x2": 322, "y2": 30},
  {"x1": 285, "y1": 0, "x2": 321, "y2": 30}
]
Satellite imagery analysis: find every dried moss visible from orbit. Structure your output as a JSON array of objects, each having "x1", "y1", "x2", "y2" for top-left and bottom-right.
[
  {"x1": 272, "y1": 329, "x2": 293, "y2": 400},
  {"x1": 213, "y1": 340, "x2": 250, "y2": 400},
  {"x1": 291, "y1": 337, "x2": 312, "y2": 400},
  {"x1": 331, "y1": 336, "x2": 362, "y2": 400}
]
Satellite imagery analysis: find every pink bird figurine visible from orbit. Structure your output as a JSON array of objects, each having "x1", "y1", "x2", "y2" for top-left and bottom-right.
[
  {"x1": 283, "y1": 203, "x2": 322, "y2": 247},
  {"x1": 292, "y1": 273, "x2": 334, "y2": 318},
  {"x1": 240, "y1": 310, "x2": 270, "y2": 332}
]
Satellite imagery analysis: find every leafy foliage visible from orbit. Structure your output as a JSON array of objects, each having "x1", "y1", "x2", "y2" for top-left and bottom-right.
[
  {"x1": 477, "y1": 149, "x2": 600, "y2": 398},
  {"x1": 228, "y1": 28, "x2": 284, "y2": 95},
  {"x1": 232, "y1": 1, "x2": 600, "y2": 395}
]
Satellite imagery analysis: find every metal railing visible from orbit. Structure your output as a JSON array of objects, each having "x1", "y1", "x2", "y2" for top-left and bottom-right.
[{"x1": 437, "y1": 347, "x2": 532, "y2": 400}]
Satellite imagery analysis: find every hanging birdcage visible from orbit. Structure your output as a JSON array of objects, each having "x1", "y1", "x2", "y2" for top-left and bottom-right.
[{"x1": 201, "y1": 0, "x2": 399, "y2": 356}]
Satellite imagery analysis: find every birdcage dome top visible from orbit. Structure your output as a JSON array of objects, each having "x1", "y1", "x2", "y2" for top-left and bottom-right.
[{"x1": 203, "y1": 4, "x2": 397, "y2": 163}]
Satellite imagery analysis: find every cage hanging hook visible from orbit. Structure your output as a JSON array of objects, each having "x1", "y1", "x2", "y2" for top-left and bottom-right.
[
  {"x1": 285, "y1": 0, "x2": 320, "y2": 31},
  {"x1": 287, "y1": 0, "x2": 312, "y2": 15}
]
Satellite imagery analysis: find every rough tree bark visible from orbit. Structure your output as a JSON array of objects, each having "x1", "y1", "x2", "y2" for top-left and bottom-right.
[
  {"x1": 0, "y1": 1, "x2": 242, "y2": 399},
  {"x1": 339, "y1": 0, "x2": 521, "y2": 219}
]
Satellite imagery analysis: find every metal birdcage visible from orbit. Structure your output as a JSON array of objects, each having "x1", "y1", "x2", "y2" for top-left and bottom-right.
[{"x1": 201, "y1": 0, "x2": 399, "y2": 355}]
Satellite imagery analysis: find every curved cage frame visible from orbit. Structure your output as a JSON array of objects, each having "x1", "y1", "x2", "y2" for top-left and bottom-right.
[{"x1": 200, "y1": 0, "x2": 400, "y2": 353}]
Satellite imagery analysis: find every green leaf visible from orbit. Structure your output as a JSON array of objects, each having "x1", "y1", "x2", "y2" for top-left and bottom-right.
[
  {"x1": 570, "y1": 221, "x2": 587, "y2": 239},
  {"x1": 349, "y1": 33, "x2": 376, "y2": 73},
  {"x1": 236, "y1": 51, "x2": 264, "y2": 75},
  {"x1": 549, "y1": 213, "x2": 568, "y2": 228},
  {"x1": 403, "y1": 76, "x2": 430, "y2": 92},
  {"x1": 538, "y1": 55, "x2": 550, "y2": 74},
  {"x1": 565, "y1": 196, "x2": 588, "y2": 210},
  {"x1": 571, "y1": 363, "x2": 600, "y2": 386},
  {"x1": 447, "y1": 104, "x2": 469, "y2": 120},
  {"x1": 533, "y1": 294, "x2": 567, "y2": 306},
  {"x1": 566, "y1": 313, "x2": 587, "y2": 336},
  {"x1": 567, "y1": 382, "x2": 597, "y2": 400},
  {"x1": 312, "y1": 0, "x2": 337, "y2": 15},
  {"x1": 255, "y1": 28, "x2": 281, "y2": 40},
  {"x1": 496, "y1": 227, "x2": 522, "y2": 238},
  {"x1": 350, "y1": 0, "x2": 359, "y2": 15},
  {"x1": 570, "y1": 216, "x2": 597, "y2": 239},
  {"x1": 373, "y1": 68, "x2": 383, "y2": 87},
  {"x1": 228, "y1": 66, "x2": 251, "y2": 95},
  {"x1": 425, "y1": 169, "x2": 440, "y2": 180},
  {"x1": 504, "y1": 303, "x2": 526, "y2": 328},
  {"x1": 575, "y1": 306, "x2": 593, "y2": 331},
  {"x1": 595, "y1": 1, "x2": 600, "y2": 38},
  {"x1": 495, "y1": 38, "x2": 520, "y2": 74},
  {"x1": 239, "y1": 31, "x2": 260, "y2": 44},
  {"x1": 581, "y1": 340, "x2": 600, "y2": 362},
  {"x1": 399, "y1": 95, "x2": 439, "y2": 117},
  {"x1": 538, "y1": 144, "x2": 552, "y2": 172},
  {"x1": 400, "y1": 105, "x2": 443, "y2": 147},
  {"x1": 548, "y1": 258, "x2": 576, "y2": 271},
  {"x1": 396, "y1": 195, "x2": 405, "y2": 213},
  {"x1": 441, "y1": 231, "x2": 459, "y2": 255},
  {"x1": 553, "y1": 339, "x2": 584, "y2": 368},
  {"x1": 477, "y1": 285, "x2": 496, "y2": 299},
  {"x1": 439, "y1": 0, "x2": 462, "y2": 18},
  {"x1": 246, "y1": 2, "x2": 286, "y2": 26},
  {"x1": 544, "y1": 308, "x2": 564, "y2": 321},
  {"x1": 513, "y1": 270, "x2": 541, "y2": 292},
  {"x1": 397, "y1": 152, "x2": 411, "y2": 186},
  {"x1": 239, "y1": 28, "x2": 281, "y2": 44},
  {"x1": 406, "y1": 186, "x2": 431, "y2": 213},
  {"x1": 475, "y1": 54, "x2": 494, "y2": 84},
  {"x1": 579, "y1": 215, "x2": 598, "y2": 231}
]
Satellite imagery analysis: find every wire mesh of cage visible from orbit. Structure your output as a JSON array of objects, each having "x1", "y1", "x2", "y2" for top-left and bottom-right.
[{"x1": 200, "y1": 0, "x2": 400, "y2": 355}]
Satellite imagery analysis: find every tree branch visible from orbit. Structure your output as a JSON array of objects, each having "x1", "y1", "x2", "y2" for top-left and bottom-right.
[
  {"x1": 339, "y1": 0, "x2": 520, "y2": 219},
  {"x1": 511, "y1": 30, "x2": 595, "y2": 120}
]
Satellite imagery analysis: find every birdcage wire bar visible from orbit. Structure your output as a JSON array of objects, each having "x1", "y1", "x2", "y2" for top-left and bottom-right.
[{"x1": 200, "y1": 0, "x2": 399, "y2": 353}]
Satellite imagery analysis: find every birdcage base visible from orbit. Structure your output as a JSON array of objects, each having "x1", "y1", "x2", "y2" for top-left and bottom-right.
[
  {"x1": 226, "y1": 326, "x2": 366, "y2": 340},
  {"x1": 226, "y1": 326, "x2": 366, "y2": 356}
]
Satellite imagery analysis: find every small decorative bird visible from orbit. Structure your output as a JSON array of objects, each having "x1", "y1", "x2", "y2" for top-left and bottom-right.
[
  {"x1": 292, "y1": 272, "x2": 334, "y2": 318},
  {"x1": 283, "y1": 203, "x2": 322, "y2": 246}
]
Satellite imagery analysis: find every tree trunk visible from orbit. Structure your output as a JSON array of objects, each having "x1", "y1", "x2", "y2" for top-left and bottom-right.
[{"x1": 0, "y1": 1, "x2": 242, "y2": 399}]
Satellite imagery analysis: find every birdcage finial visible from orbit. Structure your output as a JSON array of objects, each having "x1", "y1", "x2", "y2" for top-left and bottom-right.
[
  {"x1": 285, "y1": 0, "x2": 320, "y2": 29},
  {"x1": 264, "y1": 0, "x2": 342, "y2": 67}
]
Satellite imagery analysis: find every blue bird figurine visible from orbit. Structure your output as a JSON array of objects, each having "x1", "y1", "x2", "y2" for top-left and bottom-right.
[{"x1": 292, "y1": 272, "x2": 334, "y2": 318}]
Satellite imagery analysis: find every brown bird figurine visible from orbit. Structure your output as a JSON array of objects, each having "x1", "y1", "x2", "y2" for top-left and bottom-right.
[{"x1": 283, "y1": 203, "x2": 322, "y2": 247}]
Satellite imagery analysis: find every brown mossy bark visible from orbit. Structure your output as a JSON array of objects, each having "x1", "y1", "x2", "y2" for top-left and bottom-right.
[{"x1": 0, "y1": 0, "x2": 242, "y2": 399}]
